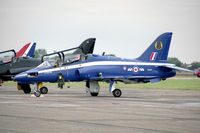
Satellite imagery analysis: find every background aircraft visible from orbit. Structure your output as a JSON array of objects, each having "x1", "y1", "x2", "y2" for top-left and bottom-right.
[
  {"x1": 14, "y1": 32, "x2": 192, "y2": 97},
  {"x1": 0, "y1": 42, "x2": 40, "y2": 86}
]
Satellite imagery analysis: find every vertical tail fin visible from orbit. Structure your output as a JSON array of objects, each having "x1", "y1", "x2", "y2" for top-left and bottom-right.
[
  {"x1": 16, "y1": 42, "x2": 36, "y2": 57},
  {"x1": 137, "y1": 32, "x2": 172, "y2": 62}
]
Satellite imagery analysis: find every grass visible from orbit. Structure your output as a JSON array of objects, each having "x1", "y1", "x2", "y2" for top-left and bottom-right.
[{"x1": 3, "y1": 78, "x2": 200, "y2": 90}]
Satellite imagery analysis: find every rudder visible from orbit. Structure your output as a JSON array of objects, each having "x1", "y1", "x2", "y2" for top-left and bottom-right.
[
  {"x1": 16, "y1": 42, "x2": 36, "y2": 57},
  {"x1": 137, "y1": 32, "x2": 172, "y2": 62}
]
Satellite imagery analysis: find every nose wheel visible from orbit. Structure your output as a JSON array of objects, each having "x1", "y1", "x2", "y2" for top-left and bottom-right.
[
  {"x1": 34, "y1": 90, "x2": 41, "y2": 97},
  {"x1": 40, "y1": 86, "x2": 48, "y2": 94}
]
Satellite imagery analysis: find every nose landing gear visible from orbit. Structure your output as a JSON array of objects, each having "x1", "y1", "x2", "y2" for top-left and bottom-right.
[
  {"x1": 34, "y1": 90, "x2": 41, "y2": 97},
  {"x1": 33, "y1": 82, "x2": 48, "y2": 97},
  {"x1": 40, "y1": 86, "x2": 48, "y2": 94}
]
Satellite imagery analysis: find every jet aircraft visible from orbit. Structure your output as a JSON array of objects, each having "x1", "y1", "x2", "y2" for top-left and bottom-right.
[
  {"x1": 0, "y1": 42, "x2": 40, "y2": 86},
  {"x1": 14, "y1": 33, "x2": 192, "y2": 97},
  {"x1": 1, "y1": 39, "x2": 95, "y2": 95}
]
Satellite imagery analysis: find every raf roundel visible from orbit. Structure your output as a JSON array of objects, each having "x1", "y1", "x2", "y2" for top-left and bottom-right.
[
  {"x1": 134, "y1": 67, "x2": 138, "y2": 72},
  {"x1": 155, "y1": 41, "x2": 163, "y2": 50}
]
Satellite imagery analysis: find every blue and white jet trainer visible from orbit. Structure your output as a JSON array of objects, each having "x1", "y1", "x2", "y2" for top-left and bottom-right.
[{"x1": 15, "y1": 32, "x2": 192, "y2": 97}]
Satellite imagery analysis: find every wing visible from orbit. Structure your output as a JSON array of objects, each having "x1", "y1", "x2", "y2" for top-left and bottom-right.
[
  {"x1": 89, "y1": 75, "x2": 160, "y2": 83},
  {"x1": 160, "y1": 65, "x2": 194, "y2": 72}
]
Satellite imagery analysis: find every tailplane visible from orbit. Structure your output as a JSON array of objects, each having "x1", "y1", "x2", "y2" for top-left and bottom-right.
[
  {"x1": 16, "y1": 42, "x2": 36, "y2": 57},
  {"x1": 137, "y1": 32, "x2": 172, "y2": 62}
]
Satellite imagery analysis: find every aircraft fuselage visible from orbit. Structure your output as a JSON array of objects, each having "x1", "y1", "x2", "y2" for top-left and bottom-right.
[{"x1": 15, "y1": 54, "x2": 176, "y2": 84}]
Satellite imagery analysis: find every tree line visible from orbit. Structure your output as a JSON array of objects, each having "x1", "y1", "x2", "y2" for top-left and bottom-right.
[
  {"x1": 34, "y1": 49, "x2": 200, "y2": 70},
  {"x1": 167, "y1": 57, "x2": 200, "y2": 70}
]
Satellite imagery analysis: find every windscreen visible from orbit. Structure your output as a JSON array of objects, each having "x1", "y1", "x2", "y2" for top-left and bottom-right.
[
  {"x1": 42, "y1": 54, "x2": 61, "y2": 63},
  {"x1": 36, "y1": 61, "x2": 53, "y2": 68},
  {"x1": 0, "y1": 50, "x2": 15, "y2": 64}
]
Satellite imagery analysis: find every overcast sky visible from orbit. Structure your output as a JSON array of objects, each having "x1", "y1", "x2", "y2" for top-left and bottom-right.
[{"x1": 0, "y1": 0, "x2": 199, "y2": 63}]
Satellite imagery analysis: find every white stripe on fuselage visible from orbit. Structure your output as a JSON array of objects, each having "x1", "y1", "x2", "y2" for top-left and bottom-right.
[{"x1": 38, "y1": 61, "x2": 174, "y2": 74}]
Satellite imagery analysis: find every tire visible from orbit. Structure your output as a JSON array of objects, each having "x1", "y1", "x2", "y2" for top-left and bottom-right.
[
  {"x1": 40, "y1": 87, "x2": 48, "y2": 94},
  {"x1": 90, "y1": 92, "x2": 99, "y2": 96},
  {"x1": 113, "y1": 89, "x2": 122, "y2": 97},
  {"x1": 34, "y1": 90, "x2": 41, "y2": 97},
  {"x1": 197, "y1": 74, "x2": 200, "y2": 78},
  {"x1": 22, "y1": 84, "x2": 31, "y2": 94}
]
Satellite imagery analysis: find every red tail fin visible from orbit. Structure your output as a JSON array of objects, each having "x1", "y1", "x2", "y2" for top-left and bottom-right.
[{"x1": 16, "y1": 42, "x2": 36, "y2": 57}]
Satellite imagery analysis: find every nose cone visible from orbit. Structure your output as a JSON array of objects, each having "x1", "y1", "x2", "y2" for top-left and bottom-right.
[{"x1": 14, "y1": 73, "x2": 27, "y2": 82}]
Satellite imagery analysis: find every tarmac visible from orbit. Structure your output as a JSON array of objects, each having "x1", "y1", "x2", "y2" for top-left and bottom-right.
[{"x1": 0, "y1": 86, "x2": 200, "y2": 133}]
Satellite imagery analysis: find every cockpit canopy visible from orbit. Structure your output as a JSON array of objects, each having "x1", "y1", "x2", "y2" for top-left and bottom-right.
[
  {"x1": 0, "y1": 49, "x2": 16, "y2": 65},
  {"x1": 39, "y1": 38, "x2": 96, "y2": 68}
]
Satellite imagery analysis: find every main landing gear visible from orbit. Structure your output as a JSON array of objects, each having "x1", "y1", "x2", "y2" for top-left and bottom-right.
[
  {"x1": 112, "y1": 89, "x2": 122, "y2": 97},
  {"x1": 86, "y1": 81, "x2": 100, "y2": 97},
  {"x1": 109, "y1": 80, "x2": 122, "y2": 97},
  {"x1": 86, "y1": 80, "x2": 122, "y2": 97}
]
